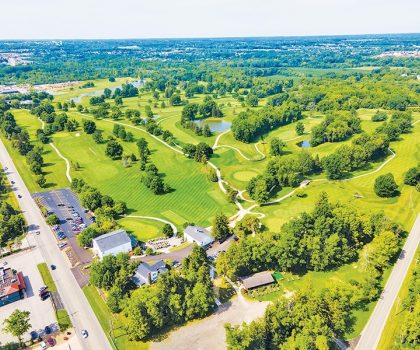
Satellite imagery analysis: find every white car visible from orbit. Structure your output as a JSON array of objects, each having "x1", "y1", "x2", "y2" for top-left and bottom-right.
[
  {"x1": 81, "y1": 329, "x2": 88, "y2": 338},
  {"x1": 40, "y1": 341, "x2": 47, "y2": 350}
]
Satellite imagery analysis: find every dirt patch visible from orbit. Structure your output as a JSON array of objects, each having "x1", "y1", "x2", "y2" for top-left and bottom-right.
[{"x1": 151, "y1": 295, "x2": 268, "y2": 350}]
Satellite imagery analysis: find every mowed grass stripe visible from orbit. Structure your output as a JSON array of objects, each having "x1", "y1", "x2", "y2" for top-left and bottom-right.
[{"x1": 51, "y1": 112, "x2": 234, "y2": 226}]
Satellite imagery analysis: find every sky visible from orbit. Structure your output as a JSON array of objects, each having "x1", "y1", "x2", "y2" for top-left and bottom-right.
[{"x1": 0, "y1": 0, "x2": 419, "y2": 40}]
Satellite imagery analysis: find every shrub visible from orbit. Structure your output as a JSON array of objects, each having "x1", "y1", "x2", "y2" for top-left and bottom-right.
[{"x1": 374, "y1": 173, "x2": 399, "y2": 197}]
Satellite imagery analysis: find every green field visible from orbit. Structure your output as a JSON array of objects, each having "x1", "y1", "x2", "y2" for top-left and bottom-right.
[
  {"x1": 118, "y1": 217, "x2": 165, "y2": 242},
  {"x1": 37, "y1": 262, "x2": 57, "y2": 292}
]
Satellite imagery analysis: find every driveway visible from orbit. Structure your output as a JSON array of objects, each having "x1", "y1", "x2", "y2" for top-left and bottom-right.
[
  {"x1": 151, "y1": 294, "x2": 269, "y2": 350},
  {"x1": 0, "y1": 241, "x2": 56, "y2": 344}
]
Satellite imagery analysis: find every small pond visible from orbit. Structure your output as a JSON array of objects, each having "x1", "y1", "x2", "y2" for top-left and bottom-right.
[
  {"x1": 298, "y1": 139, "x2": 311, "y2": 148},
  {"x1": 71, "y1": 79, "x2": 143, "y2": 103},
  {"x1": 193, "y1": 119, "x2": 231, "y2": 133}
]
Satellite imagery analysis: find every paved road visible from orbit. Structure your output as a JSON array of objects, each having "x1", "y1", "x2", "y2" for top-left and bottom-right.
[
  {"x1": 356, "y1": 214, "x2": 420, "y2": 350},
  {"x1": 0, "y1": 139, "x2": 112, "y2": 350}
]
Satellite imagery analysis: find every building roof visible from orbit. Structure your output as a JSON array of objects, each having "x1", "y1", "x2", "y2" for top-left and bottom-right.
[
  {"x1": 92, "y1": 229, "x2": 131, "y2": 253},
  {"x1": 136, "y1": 260, "x2": 167, "y2": 278},
  {"x1": 0, "y1": 267, "x2": 24, "y2": 298},
  {"x1": 241, "y1": 271, "x2": 275, "y2": 290},
  {"x1": 184, "y1": 225, "x2": 213, "y2": 244}
]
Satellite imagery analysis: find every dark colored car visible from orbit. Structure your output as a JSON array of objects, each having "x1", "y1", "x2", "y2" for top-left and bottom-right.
[
  {"x1": 44, "y1": 326, "x2": 52, "y2": 335},
  {"x1": 50, "y1": 265, "x2": 56, "y2": 270},
  {"x1": 30, "y1": 331, "x2": 38, "y2": 340}
]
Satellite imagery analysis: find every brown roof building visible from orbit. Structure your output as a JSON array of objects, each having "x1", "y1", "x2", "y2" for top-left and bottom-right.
[{"x1": 241, "y1": 271, "x2": 275, "y2": 291}]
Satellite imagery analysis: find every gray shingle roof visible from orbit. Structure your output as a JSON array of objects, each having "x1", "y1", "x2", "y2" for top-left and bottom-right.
[
  {"x1": 184, "y1": 225, "x2": 213, "y2": 244},
  {"x1": 241, "y1": 271, "x2": 274, "y2": 290},
  {"x1": 92, "y1": 229, "x2": 131, "y2": 253}
]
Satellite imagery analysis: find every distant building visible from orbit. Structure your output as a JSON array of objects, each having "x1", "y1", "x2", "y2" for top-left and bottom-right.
[
  {"x1": 92, "y1": 229, "x2": 132, "y2": 259},
  {"x1": 241, "y1": 271, "x2": 275, "y2": 291},
  {"x1": 184, "y1": 225, "x2": 214, "y2": 247},
  {"x1": 0, "y1": 267, "x2": 26, "y2": 307},
  {"x1": 133, "y1": 260, "x2": 167, "y2": 286}
]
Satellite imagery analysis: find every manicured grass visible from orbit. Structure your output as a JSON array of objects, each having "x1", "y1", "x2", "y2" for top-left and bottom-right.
[
  {"x1": 377, "y1": 248, "x2": 419, "y2": 349},
  {"x1": 50, "y1": 111, "x2": 235, "y2": 226},
  {"x1": 259, "y1": 119, "x2": 420, "y2": 232},
  {"x1": 83, "y1": 284, "x2": 149, "y2": 350},
  {"x1": 118, "y1": 217, "x2": 164, "y2": 242},
  {"x1": 37, "y1": 263, "x2": 57, "y2": 292}
]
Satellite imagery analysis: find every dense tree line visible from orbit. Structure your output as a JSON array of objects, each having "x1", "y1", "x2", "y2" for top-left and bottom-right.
[
  {"x1": 90, "y1": 253, "x2": 137, "y2": 312},
  {"x1": 124, "y1": 246, "x2": 215, "y2": 341},
  {"x1": 310, "y1": 111, "x2": 361, "y2": 146},
  {"x1": 398, "y1": 253, "x2": 420, "y2": 346},
  {"x1": 216, "y1": 193, "x2": 400, "y2": 278},
  {"x1": 232, "y1": 103, "x2": 302, "y2": 143},
  {"x1": 182, "y1": 142, "x2": 213, "y2": 163},
  {"x1": 0, "y1": 170, "x2": 25, "y2": 246},
  {"x1": 247, "y1": 151, "x2": 319, "y2": 203}
]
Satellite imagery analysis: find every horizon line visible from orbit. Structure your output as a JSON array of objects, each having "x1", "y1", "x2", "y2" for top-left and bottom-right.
[{"x1": 0, "y1": 31, "x2": 419, "y2": 42}]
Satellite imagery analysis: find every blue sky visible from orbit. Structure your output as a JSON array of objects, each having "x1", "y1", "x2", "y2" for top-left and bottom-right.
[{"x1": 0, "y1": 0, "x2": 419, "y2": 39}]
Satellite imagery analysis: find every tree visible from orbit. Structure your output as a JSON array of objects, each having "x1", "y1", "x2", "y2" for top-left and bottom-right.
[
  {"x1": 371, "y1": 111, "x2": 388, "y2": 122},
  {"x1": 404, "y1": 166, "x2": 420, "y2": 187},
  {"x1": 270, "y1": 138, "x2": 286, "y2": 156},
  {"x1": 296, "y1": 121, "x2": 305, "y2": 135},
  {"x1": 213, "y1": 213, "x2": 230, "y2": 242},
  {"x1": 2, "y1": 310, "x2": 31, "y2": 345},
  {"x1": 46, "y1": 214, "x2": 60, "y2": 226},
  {"x1": 322, "y1": 153, "x2": 347, "y2": 180},
  {"x1": 169, "y1": 94, "x2": 182, "y2": 106},
  {"x1": 105, "y1": 140, "x2": 123, "y2": 160},
  {"x1": 194, "y1": 142, "x2": 213, "y2": 162},
  {"x1": 82, "y1": 119, "x2": 96, "y2": 134},
  {"x1": 246, "y1": 94, "x2": 259, "y2": 107},
  {"x1": 182, "y1": 103, "x2": 199, "y2": 121},
  {"x1": 163, "y1": 224, "x2": 173, "y2": 238},
  {"x1": 374, "y1": 173, "x2": 399, "y2": 197},
  {"x1": 92, "y1": 130, "x2": 104, "y2": 144}
]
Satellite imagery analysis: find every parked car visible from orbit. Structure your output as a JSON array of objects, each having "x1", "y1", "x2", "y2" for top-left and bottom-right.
[
  {"x1": 58, "y1": 243, "x2": 67, "y2": 249},
  {"x1": 50, "y1": 265, "x2": 56, "y2": 271},
  {"x1": 11, "y1": 181, "x2": 15, "y2": 184},
  {"x1": 40, "y1": 292, "x2": 50, "y2": 301},
  {"x1": 30, "y1": 330, "x2": 39, "y2": 341},
  {"x1": 44, "y1": 326, "x2": 52, "y2": 334},
  {"x1": 81, "y1": 329, "x2": 88, "y2": 338},
  {"x1": 40, "y1": 341, "x2": 47, "y2": 350},
  {"x1": 47, "y1": 337, "x2": 56, "y2": 346},
  {"x1": 18, "y1": 194, "x2": 22, "y2": 198}
]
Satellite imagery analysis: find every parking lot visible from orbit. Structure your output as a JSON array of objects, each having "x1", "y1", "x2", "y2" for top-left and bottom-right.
[
  {"x1": 32, "y1": 189, "x2": 94, "y2": 267},
  {"x1": 0, "y1": 242, "x2": 57, "y2": 344}
]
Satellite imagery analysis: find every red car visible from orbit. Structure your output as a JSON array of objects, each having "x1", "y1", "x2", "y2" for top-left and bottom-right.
[{"x1": 47, "y1": 337, "x2": 56, "y2": 347}]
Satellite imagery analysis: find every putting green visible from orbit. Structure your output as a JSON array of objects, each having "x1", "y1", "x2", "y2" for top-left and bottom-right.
[{"x1": 233, "y1": 170, "x2": 259, "y2": 182}]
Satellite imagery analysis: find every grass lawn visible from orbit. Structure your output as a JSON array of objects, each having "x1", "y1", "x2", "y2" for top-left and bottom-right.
[
  {"x1": 169, "y1": 241, "x2": 192, "y2": 252},
  {"x1": 83, "y1": 284, "x2": 149, "y2": 350},
  {"x1": 37, "y1": 263, "x2": 57, "y2": 292},
  {"x1": 56, "y1": 309, "x2": 72, "y2": 331},
  {"x1": 377, "y1": 248, "x2": 419, "y2": 350},
  {"x1": 118, "y1": 217, "x2": 164, "y2": 242},
  {"x1": 2, "y1": 109, "x2": 69, "y2": 192}
]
